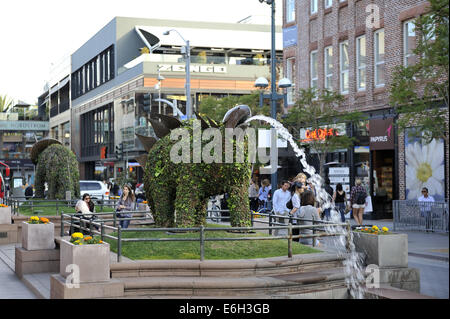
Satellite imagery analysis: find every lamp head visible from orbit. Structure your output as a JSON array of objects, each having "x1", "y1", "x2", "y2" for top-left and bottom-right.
[
  {"x1": 278, "y1": 77, "x2": 292, "y2": 88},
  {"x1": 254, "y1": 77, "x2": 269, "y2": 88},
  {"x1": 163, "y1": 30, "x2": 170, "y2": 35}
]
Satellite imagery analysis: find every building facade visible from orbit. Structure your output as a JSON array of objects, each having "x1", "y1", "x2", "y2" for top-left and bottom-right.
[
  {"x1": 282, "y1": 0, "x2": 448, "y2": 216},
  {"x1": 69, "y1": 17, "x2": 282, "y2": 181}
]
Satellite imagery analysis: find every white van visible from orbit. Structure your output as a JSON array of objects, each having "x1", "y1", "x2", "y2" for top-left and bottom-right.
[{"x1": 79, "y1": 180, "x2": 109, "y2": 201}]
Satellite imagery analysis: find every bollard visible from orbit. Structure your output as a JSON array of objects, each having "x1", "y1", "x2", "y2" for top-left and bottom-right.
[
  {"x1": 288, "y1": 223, "x2": 292, "y2": 258},
  {"x1": 70, "y1": 215, "x2": 74, "y2": 235},
  {"x1": 60, "y1": 214, "x2": 64, "y2": 237},
  {"x1": 200, "y1": 225, "x2": 205, "y2": 261},
  {"x1": 56, "y1": 200, "x2": 59, "y2": 216},
  {"x1": 269, "y1": 211, "x2": 273, "y2": 236},
  {"x1": 250, "y1": 211, "x2": 254, "y2": 227},
  {"x1": 101, "y1": 221, "x2": 105, "y2": 241},
  {"x1": 117, "y1": 225, "x2": 122, "y2": 263},
  {"x1": 312, "y1": 220, "x2": 316, "y2": 247}
]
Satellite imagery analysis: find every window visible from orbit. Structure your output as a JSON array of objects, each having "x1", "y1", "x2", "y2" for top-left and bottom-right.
[
  {"x1": 286, "y1": 57, "x2": 296, "y2": 104},
  {"x1": 286, "y1": 0, "x2": 295, "y2": 23},
  {"x1": 71, "y1": 45, "x2": 115, "y2": 100},
  {"x1": 324, "y1": 0, "x2": 332, "y2": 9},
  {"x1": 374, "y1": 29, "x2": 385, "y2": 87},
  {"x1": 310, "y1": 50, "x2": 318, "y2": 89},
  {"x1": 339, "y1": 41, "x2": 349, "y2": 94},
  {"x1": 311, "y1": 0, "x2": 318, "y2": 14},
  {"x1": 324, "y1": 46, "x2": 333, "y2": 90},
  {"x1": 403, "y1": 20, "x2": 416, "y2": 66},
  {"x1": 356, "y1": 35, "x2": 366, "y2": 91}
]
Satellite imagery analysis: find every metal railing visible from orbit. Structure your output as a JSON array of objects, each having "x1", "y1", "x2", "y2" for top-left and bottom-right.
[
  {"x1": 393, "y1": 200, "x2": 449, "y2": 233},
  {"x1": 61, "y1": 211, "x2": 351, "y2": 263},
  {"x1": 6, "y1": 196, "x2": 121, "y2": 216}
]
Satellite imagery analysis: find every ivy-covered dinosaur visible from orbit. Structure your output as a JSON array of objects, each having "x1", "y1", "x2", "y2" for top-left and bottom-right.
[
  {"x1": 137, "y1": 105, "x2": 253, "y2": 228},
  {"x1": 31, "y1": 139, "x2": 80, "y2": 199}
]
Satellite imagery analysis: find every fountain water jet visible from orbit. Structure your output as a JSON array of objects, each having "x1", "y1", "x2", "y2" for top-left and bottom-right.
[{"x1": 246, "y1": 115, "x2": 366, "y2": 299}]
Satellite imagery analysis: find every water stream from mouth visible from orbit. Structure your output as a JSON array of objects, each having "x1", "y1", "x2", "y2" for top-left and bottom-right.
[{"x1": 246, "y1": 115, "x2": 366, "y2": 299}]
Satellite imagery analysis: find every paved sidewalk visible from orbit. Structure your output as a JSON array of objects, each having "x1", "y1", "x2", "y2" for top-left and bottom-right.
[{"x1": 0, "y1": 244, "x2": 36, "y2": 299}]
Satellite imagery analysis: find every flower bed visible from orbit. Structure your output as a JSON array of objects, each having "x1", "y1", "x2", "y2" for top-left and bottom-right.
[
  {"x1": 352, "y1": 229, "x2": 408, "y2": 267},
  {"x1": 354, "y1": 225, "x2": 390, "y2": 235},
  {"x1": 60, "y1": 232, "x2": 110, "y2": 283}
]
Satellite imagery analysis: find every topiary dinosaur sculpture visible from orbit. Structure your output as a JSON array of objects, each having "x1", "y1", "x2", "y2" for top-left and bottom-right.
[
  {"x1": 31, "y1": 139, "x2": 80, "y2": 200},
  {"x1": 137, "y1": 105, "x2": 253, "y2": 228}
]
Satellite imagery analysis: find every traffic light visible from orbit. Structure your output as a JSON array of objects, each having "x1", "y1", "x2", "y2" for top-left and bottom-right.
[
  {"x1": 115, "y1": 143, "x2": 124, "y2": 160},
  {"x1": 142, "y1": 93, "x2": 151, "y2": 112}
]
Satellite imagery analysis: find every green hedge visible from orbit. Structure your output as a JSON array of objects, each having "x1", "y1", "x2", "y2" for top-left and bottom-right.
[{"x1": 35, "y1": 144, "x2": 80, "y2": 199}]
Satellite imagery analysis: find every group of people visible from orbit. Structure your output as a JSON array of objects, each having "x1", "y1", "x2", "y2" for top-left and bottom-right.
[
  {"x1": 74, "y1": 183, "x2": 136, "y2": 233},
  {"x1": 268, "y1": 172, "x2": 376, "y2": 244},
  {"x1": 248, "y1": 178, "x2": 272, "y2": 212}
]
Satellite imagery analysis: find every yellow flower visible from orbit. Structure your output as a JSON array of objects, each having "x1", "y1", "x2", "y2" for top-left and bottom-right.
[
  {"x1": 372, "y1": 225, "x2": 379, "y2": 231},
  {"x1": 71, "y1": 232, "x2": 84, "y2": 239},
  {"x1": 382, "y1": 227, "x2": 389, "y2": 232},
  {"x1": 30, "y1": 216, "x2": 39, "y2": 221}
]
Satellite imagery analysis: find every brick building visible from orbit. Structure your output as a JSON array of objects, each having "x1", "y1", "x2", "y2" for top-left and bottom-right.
[{"x1": 282, "y1": 0, "x2": 448, "y2": 217}]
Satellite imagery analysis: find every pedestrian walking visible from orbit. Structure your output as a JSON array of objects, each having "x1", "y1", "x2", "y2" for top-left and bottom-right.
[
  {"x1": 418, "y1": 187, "x2": 435, "y2": 230},
  {"x1": 289, "y1": 182, "x2": 305, "y2": 242},
  {"x1": 333, "y1": 183, "x2": 347, "y2": 222},
  {"x1": 272, "y1": 181, "x2": 292, "y2": 236},
  {"x1": 350, "y1": 178, "x2": 367, "y2": 226},
  {"x1": 116, "y1": 183, "x2": 136, "y2": 229},
  {"x1": 248, "y1": 177, "x2": 259, "y2": 212},
  {"x1": 298, "y1": 190, "x2": 321, "y2": 246},
  {"x1": 323, "y1": 178, "x2": 334, "y2": 220},
  {"x1": 258, "y1": 179, "x2": 271, "y2": 211},
  {"x1": 25, "y1": 184, "x2": 34, "y2": 200}
]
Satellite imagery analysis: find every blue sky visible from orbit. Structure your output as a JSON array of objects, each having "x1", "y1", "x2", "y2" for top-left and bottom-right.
[{"x1": 0, "y1": 0, "x2": 282, "y2": 105}]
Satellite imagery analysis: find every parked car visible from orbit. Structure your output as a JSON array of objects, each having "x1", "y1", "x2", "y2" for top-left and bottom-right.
[{"x1": 79, "y1": 180, "x2": 110, "y2": 203}]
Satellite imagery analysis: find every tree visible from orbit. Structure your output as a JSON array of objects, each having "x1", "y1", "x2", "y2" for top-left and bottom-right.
[
  {"x1": 282, "y1": 88, "x2": 365, "y2": 177},
  {"x1": 0, "y1": 94, "x2": 14, "y2": 113},
  {"x1": 390, "y1": 0, "x2": 449, "y2": 144}
]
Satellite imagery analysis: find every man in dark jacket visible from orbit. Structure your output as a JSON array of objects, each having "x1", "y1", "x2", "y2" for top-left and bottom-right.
[{"x1": 25, "y1": 184, "x2": 34, "y2": 200}]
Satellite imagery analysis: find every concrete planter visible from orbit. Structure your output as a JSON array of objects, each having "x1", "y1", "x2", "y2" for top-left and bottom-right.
[
  {"x1": 352, "y1": 231, "x2": 408, "y2": 267},
  {"x1": 0, "y1": 206, "x2": 12, "y2": 224},
  {"x1": 22, "y1": 222, "x2": 55, "y2": 251},
  {"x1": 60, "y1": 238, "x2": 110, "y2": 283}
]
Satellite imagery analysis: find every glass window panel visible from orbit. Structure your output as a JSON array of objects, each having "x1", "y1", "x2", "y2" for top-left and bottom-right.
[
  {"x1": 375, "y1": 30, "x2": 385, "y2": 62},
  {"x1": 340, "y1": 41, "x2": 349, "y2": 93},
  {"x1": 358, "y1": 68, "x2": 366, "y2": 90},
  {"x1": 324, "y1": 46, "x2": 333, "y2": 90},
  {"x1": 325, "y1": 0, "x2": 332, "y2": 8},
  {"x1": 286, "y1": 0, "x2": 295, "y2": 22},
  {"x1": 311, "y1": 0, "x2": 318, "y2": 14},
  {"x1": 310, "y1": 51, "x2": 318, "y2": 88},
  {"x1": 376, "y1": 63, "x2": 385, "y2": 85},
  {"x1": 374, "y1": 29, "x2": 385, "y2": 86},
  {"x1": 404, "y1": 20, "x2": 416, "y2": 66}
]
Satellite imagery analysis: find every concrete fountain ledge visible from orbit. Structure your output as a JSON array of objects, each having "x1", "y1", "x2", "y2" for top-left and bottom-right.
[{"x1": 110, "y1": 252, "x2": 347, "y2": 278}]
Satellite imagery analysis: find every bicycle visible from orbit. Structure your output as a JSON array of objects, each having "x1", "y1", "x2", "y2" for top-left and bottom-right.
[{"x1": 208, "y1": 196, "x2": 222, "y2": 223}]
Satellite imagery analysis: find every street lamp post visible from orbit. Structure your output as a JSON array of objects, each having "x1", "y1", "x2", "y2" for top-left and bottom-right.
[
  {"x1": 256, "y1": 0, "x2": 292, "y2": 192},
  {"x1": 163, "y1": 29, "x2": 192, "y2": 119}
]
